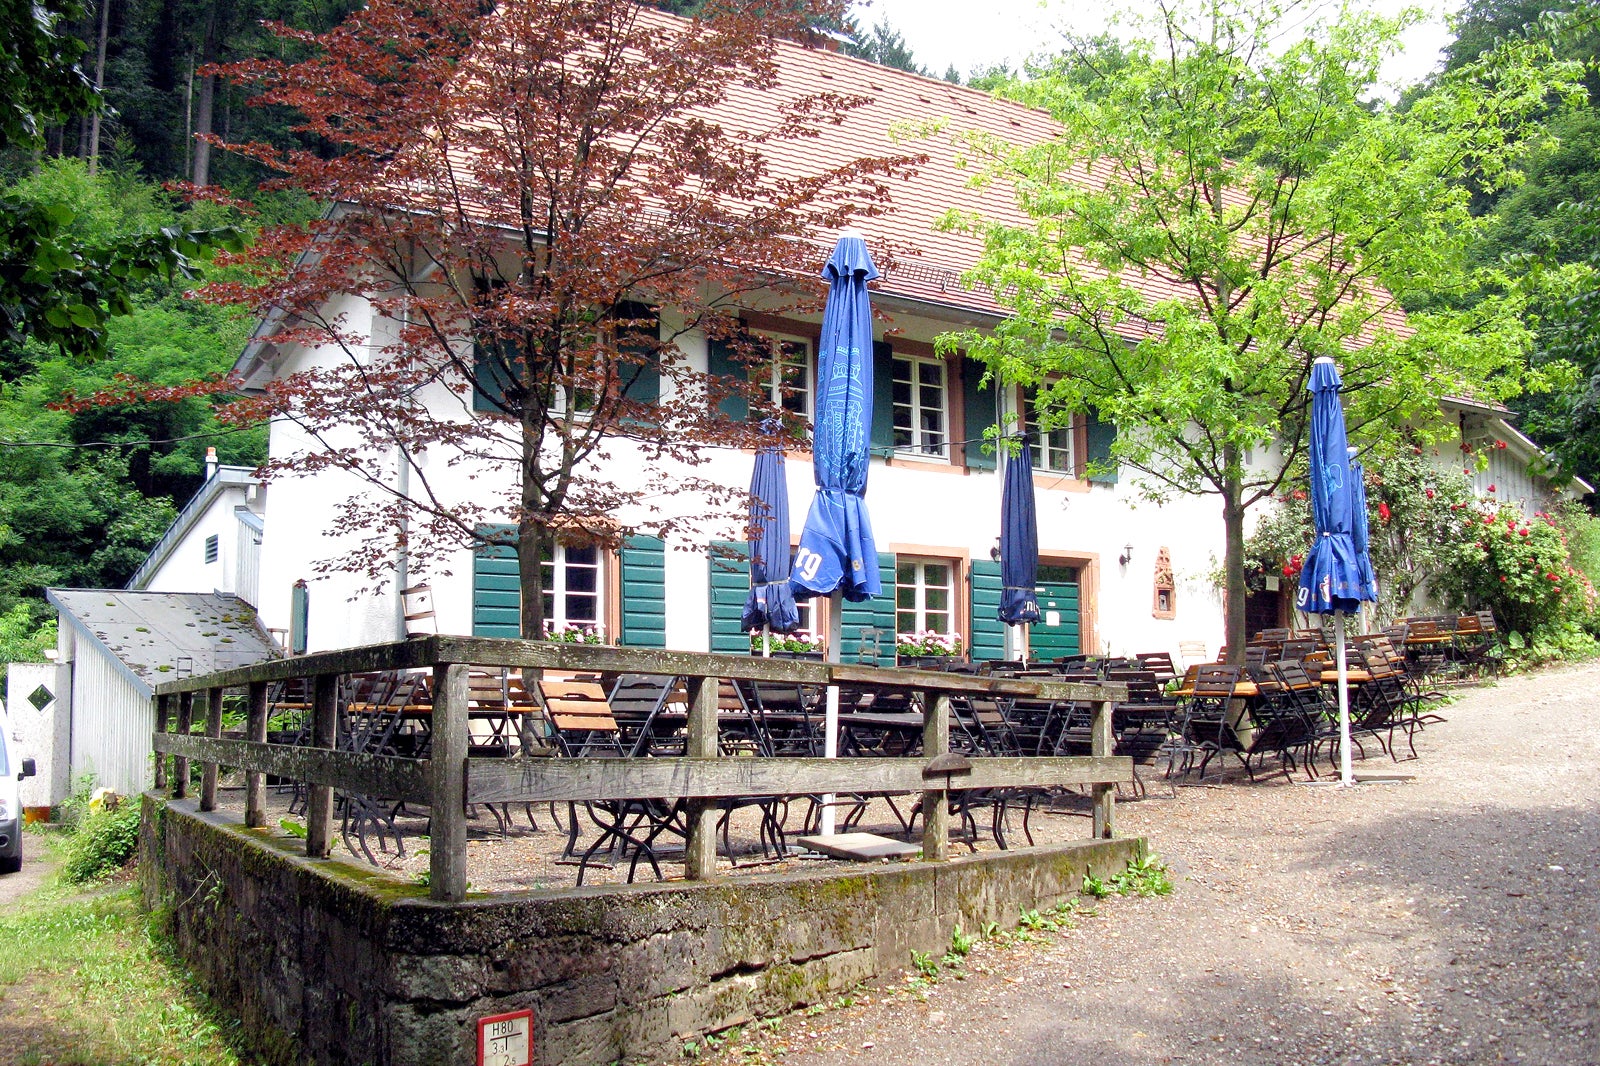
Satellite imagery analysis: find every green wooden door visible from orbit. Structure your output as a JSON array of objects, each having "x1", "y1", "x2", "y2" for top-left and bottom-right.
[{"x1": 1028, "y1": 564, "x2": 1081, "y2": 661}]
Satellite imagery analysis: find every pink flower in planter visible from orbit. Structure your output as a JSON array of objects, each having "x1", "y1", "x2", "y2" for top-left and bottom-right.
[
  {"x1": 1425, "y1": 488, "x2": 1435, "y2": 500},
  {"x1": 1487, "y1": 484, "x2": 1497, "y2": 492},
  {"x1": 1495, "y1": 440, "x2": 1507, "y2": 449}
]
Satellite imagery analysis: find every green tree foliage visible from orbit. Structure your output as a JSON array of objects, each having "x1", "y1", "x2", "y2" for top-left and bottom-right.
[
  {"x1": 0, "y1": 0, "x2": 98, "y2": 147},
  {"x1": 937, "y1": 0, "x2": 1581, "y2": 659},
  {"x1": 845, "y1": 17, "x2": 925, "y2": 74},
  {"x1": 0, "y1": 160, "x2": 260, "y2": 623},
  {"x1": 1437, "y1": 0, "x2": 1600, "y2": 493}
]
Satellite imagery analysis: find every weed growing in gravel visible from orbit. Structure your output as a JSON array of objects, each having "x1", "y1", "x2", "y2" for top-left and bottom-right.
[{"x1": 1085, "y1": 854, "x2": 1174, "y2": 899}]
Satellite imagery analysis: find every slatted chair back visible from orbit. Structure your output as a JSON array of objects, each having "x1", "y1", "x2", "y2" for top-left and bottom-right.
[
  {"x1": 1193, "y1": 664, "x2": 1243, "y2": 698},
  {"x1": 605, "y1": 674, "x2": 680, "y2": 756},
  {"x1": 1476, "y1": 609, "x2": 1498, "y2": 634},
  {"x1": 737, "y1": 679, "x2": 818, "y2": 756},
  {"x1": 1177, "y1": 640, "x2": 1209, "y2": 666},
  {"x1": 1135, "y1": 652, "x2": 1178, "y2": 685},
  {"x1": 1243, "y1": 645, "x2": 1270, "y2": 668},
  {"x1": 537, "y1": 678, "x2": 625, "y2": 756},
  {"x1": 1406, "y1": 618, "x2": 1443, "y2": 641},
  {"x1": 1255, "y1": 627, "x2": 1291, "y2": 644},
  {"x1": 1279, "y1": 639, "x2": 1315, "y2": 661}
]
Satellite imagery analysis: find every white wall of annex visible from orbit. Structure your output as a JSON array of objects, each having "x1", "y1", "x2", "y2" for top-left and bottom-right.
[{"x1": 140, "y1": 486, "x2": 252, "y2": 595}]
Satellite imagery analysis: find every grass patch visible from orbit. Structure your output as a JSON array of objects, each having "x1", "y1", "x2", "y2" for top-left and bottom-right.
[{"x1": 0, "y1": 845, "x2": 245, "y2": 1065}]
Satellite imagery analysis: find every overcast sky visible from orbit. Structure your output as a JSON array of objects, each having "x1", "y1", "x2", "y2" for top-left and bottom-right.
[{"x1": 852, "y1": 0, "x2": 1460, "y2": 93}]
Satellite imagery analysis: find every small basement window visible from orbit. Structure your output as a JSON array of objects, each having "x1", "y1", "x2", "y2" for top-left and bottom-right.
[{"x1": 205, "y1": 534, "x2": 219, "y2": 564}]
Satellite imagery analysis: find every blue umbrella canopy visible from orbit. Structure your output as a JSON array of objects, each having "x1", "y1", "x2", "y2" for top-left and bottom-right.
[
  {"x1": 741, "y1": 435, "x2": 800, "y2": 632},
  {"x1": 792, "y1": 233, "x2": 881, "y2": 602},
  {"x1": 1296, "y1": 357, "x2": 1375, "y2": 616},
  {"x1": 999, "y1": 437, "x2": 1042, "y2": 625},
  {"x1": 1347, "y1": 450, "x2": 1381, "y2": 605}
]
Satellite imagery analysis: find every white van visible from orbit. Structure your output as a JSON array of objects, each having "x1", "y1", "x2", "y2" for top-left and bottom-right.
[{"x1": 0, "y1": 720, "x2": 37, "y2": 874}]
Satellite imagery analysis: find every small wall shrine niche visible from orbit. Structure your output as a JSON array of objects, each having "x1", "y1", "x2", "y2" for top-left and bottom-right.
[{"x1": 1152, "y1": 547, "x2": 1176, "y2": 619}]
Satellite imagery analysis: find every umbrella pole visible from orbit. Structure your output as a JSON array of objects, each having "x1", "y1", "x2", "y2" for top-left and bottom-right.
[
  {"x1": 1021, "y1": 622, "x2": 1029, "y2": 667},
  {"x1": 1336, "y1": 611, "x2": 1353, "y2": 787},
  {"x1": 763, "y1": 623, "x2": 771, "y2": 659},
  {"x1": 821, "y1": 590, "x2": 843, "y2": 835}
]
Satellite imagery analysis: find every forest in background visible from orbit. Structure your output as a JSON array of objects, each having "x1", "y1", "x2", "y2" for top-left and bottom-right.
[{"x1": 1, "y1": 0, "x2": 1597, "y2": 650}]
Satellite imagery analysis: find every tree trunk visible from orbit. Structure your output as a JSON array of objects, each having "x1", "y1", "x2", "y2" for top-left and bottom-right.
[
  {"x1": 86, "y1": 0, "x2": 111, "y2": 175},
  {"x1": 518, "y1": 419, "x2": 549, "y2": 640},
  {"x1": 190, "y1": 5, "x2": 217, "y2": 187},
  {"x1": 1221, "y1": 458, "x2": 1248, "y2": 665},
  {"x1": 517, "y1": 516, "x2": 549, "y2": 640}
]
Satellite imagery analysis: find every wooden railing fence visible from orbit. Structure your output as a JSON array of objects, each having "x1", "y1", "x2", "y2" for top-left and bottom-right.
[{"x1": 151, "y1": 636, "x2": 1129, "y2": 902}]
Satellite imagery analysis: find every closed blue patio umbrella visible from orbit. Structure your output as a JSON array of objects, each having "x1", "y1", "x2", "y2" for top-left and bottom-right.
[
  {"x1": 741, "y1": 432, "x2": 800, "y2": 650},
  {"x1": 791, "y1": 231, "x2": 881, "y2": 605},
  {"x1": 1295, "y1": 356, "x2": 1377, "y2": 785},
  {"x1": 793, "y1": 230, "x2": 880, "y2": 834},
  {"x1": 1347, "y1": 448, "x2": 1380, "y2": 609},
  {"x1": 999, "y1": 437, "x2": 1042, "y2": 660}
]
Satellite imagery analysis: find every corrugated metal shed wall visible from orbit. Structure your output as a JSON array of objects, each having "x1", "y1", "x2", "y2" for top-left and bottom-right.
[{"x1": 69, "y1": 645, "x2": 153, "y2": 796}]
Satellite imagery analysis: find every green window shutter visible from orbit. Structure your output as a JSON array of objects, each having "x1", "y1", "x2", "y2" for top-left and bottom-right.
[
  {"x1": 707, "y1": 337, "x2": 749, "y2": 422},
  {"x1": 838, "y1": 552, "x2": 897, "y2": 665},
  {"x1": 619, "y1": 534, "x2": 666, "y2": 648},
  {"x1": 472, "y1": 523, "x2": 520, "y2": 637},
  {"x1": 1086, "y1": 409, "x2": 1118, "y2": 484},
  {"x1": 961, "y1": 356, "x2": 998, "y2": 470},
  {"x1": 708, "y1": 540, "x2": 751, "y2": 653},
  {"x1": 473, "y1": 340, "x2": 523, "y2": 414},
  {"x1": 967, "y1": 559, "x2": 1006, "y2": 661},
  {"x1": 868, "y1": 340, "x2": 895, "y2": 457},
  {"x1": 616, "y1": 301, "x2": 660, "y2": 407}
]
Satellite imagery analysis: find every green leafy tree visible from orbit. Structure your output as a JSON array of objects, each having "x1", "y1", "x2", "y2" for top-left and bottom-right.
[
  {"x1": 0, "y1": 2, "x2": 240, "y2": 372},
  {"x1": 938, "y1": 0, "x2": 1580, "y2": 660},
  {"x1": 0, "y1": 161, "x2": 260, "y2": 621}
]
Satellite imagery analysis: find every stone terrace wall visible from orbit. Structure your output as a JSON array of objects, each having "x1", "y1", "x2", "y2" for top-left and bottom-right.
[{"x1": 140, "y1": 794, "x2": 1142, "y2": 1066}]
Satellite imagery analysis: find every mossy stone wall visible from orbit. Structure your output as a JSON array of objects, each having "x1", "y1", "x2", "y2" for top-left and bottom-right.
[{"x1": 140, "y1": 793, "x2": 1142, "y2": 1065}]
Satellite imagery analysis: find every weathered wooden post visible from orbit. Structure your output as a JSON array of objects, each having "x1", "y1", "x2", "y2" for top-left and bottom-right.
[
  {"x1": 305, "y1": 673, "x2": 339, "y2": 858},
  {"x1": 1091, "y1": 693, "x2": 1115, "y2": 839},
  {"x1": 153, "y1": 693, "x2": 171, "y2": 791},
  {"x1": 173, "y1": 691, "x2": 194, "y2": 799},
  {"x1": 244, "y1": 680, "x2": 269, "y2": 828},
  {"x1": 199, "y1": 685, "x2": 225, "y2": 811},
  {"x1": 684, "y1": 672, "x2": 720, "y2": 880},
  {"x1": 428, "y1": 663, "x2": 469, "y2": 902},
  {"x1": 921, "y1": 691, "x2": 951, "y2": 862}
]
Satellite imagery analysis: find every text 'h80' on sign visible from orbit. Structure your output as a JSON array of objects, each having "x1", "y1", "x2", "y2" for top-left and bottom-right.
[{"x1": 477, "y1": 1009, "x2": 533, "y2": 1066}]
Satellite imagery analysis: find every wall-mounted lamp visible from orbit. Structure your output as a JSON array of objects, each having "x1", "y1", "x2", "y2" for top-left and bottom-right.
[
  {"x1": 1119, "y1": 543, "x2": 1134, "y2": 566},
  {"x1": 989, "y1": 538, "x2": 1002, "y2": 563}
]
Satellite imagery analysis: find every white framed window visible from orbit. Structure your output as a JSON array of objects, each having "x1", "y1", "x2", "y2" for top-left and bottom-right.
[
  {"x1": 891, "y1": 354, "x2": 948, "y2": 458},
  {"x1": 1023, "y1": 389, "x2": 1074, "y2": 473},
  {"x1": 896, "y1": 557, "x2": 956, "y2": 635},
  {"x1": 757, "y1": 336, "x2": 811, "y2": 419},
  {"x1": 542, "y1": 543, "x2": 603, "y2": 634}
]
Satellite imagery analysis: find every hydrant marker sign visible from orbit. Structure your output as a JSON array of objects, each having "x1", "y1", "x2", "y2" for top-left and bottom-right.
[{"x1": 476, "y1": 1009, "x2": 533, "y2": 1066}]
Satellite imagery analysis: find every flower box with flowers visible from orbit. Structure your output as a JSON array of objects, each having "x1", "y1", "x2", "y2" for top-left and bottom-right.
[
  {"x1": 895, "y1": 631, "x2": 965, "y2": 668},
  {"x1": 543, "y1": 621, "x2": 604, "y2": 645},
  {"x1": 748, "y1": 630, "x2": 826, "y2": 659}
]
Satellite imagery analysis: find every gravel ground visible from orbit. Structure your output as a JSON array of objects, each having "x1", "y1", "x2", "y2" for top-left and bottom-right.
[{"x1": 700, "y1": 661, "x2": 1600, "y2": 1066}]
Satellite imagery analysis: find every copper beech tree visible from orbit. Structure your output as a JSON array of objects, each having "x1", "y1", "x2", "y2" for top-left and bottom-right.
[{"x1": 196, "y1": 0, "x2": 920, "y2": 637}]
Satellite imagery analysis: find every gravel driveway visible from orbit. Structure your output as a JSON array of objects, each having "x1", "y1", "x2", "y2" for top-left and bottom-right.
[{"x1": 706, "y1": 661, "x2": 1600, "y2": 1066}]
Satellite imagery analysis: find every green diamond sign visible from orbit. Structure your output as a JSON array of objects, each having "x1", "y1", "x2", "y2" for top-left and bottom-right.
[{"x1": 28, "y1": 684, "x2": 53, "y2": 712}]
